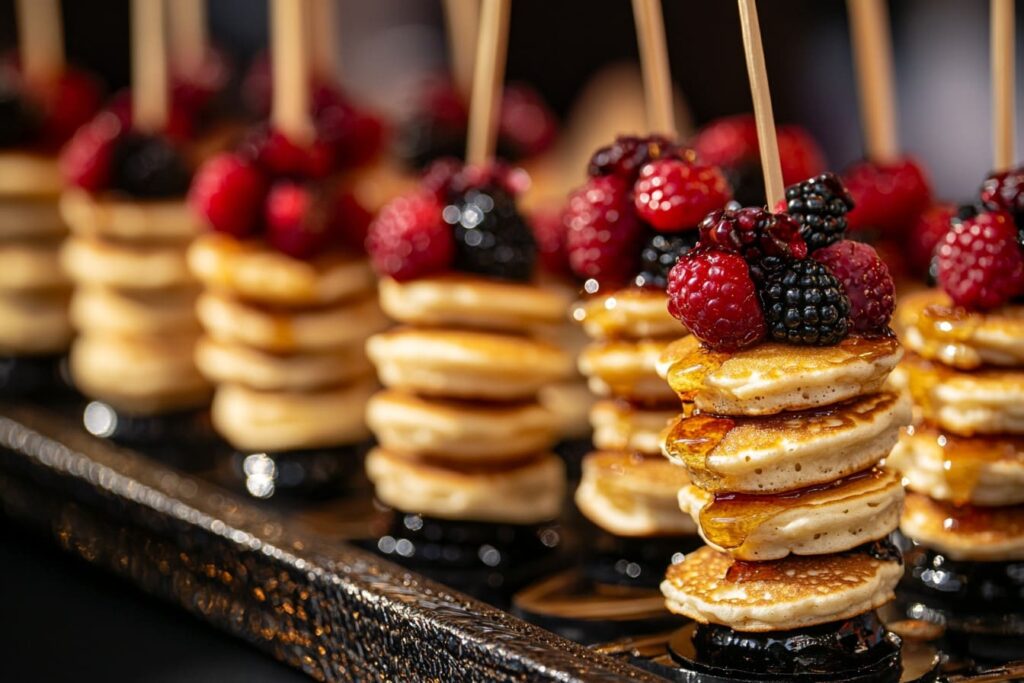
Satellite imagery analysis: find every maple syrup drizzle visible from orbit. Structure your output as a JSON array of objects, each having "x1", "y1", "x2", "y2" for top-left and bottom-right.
[
  {"x1": 663, "y1": 343, "x2": 728, "y2": 401},
  {"x1": 909, "y1": 302, "x2": 981, "y2": 366},
  {"x1": 930, "y1": 498, "x2": 1024, "y2": 536},
  {"x1": 914, "y1": 424, "x2": 1024, "y2": 505}
]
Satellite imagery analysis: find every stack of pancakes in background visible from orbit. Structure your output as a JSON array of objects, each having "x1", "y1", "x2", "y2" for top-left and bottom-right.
[
  {"x1": 573, "y1": 288, "x2": 696, "y2": 541},
  {"x1": 893, "y1": 289, "x2": 1024, "y2": 564},
  {"x1": 189, "y1": 233, "x2": 385, "y2": 457},
  {"x1": 657, "y1": 333, "x2": 909, "y2": 632},
  {"x1": 365, "y1": 274, "x2": 572, "y2": 525}
]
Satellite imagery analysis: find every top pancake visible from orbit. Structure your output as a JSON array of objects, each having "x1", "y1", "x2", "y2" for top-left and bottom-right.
[
  {"x1": 658, "y1": 334, "x2": 902, "y2": 416},
  {"x1": 572, "y1": 288, "x2": 682, "y2": 340}
]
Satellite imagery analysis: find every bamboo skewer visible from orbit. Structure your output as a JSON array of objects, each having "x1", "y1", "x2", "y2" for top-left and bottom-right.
[
  {"x1": 444, "y1": 0, "x2": 481, "y2": 102},
  {"x1": 270, "y1": 0, "x2": 314, "y2": 146},
  {"x1": 465, "y1": 0, "x2": 510, "y2": 166},
  {"x1": 737, "y1": 0, "x2": 785, "y2": 209},
  {"x1": 167, "y1": 0, "x2": 208, "y2": 77},
  {"x1": 631, "y1": 0, "x2": 675, "y2": 137},
  {"x1": 14, "y1": 0, "x2": 65, "y2": 85},
  {"x1": 992, "y1": 0, "x2": 1016, "y2": 172},
  {"x1": 131, "y1": 0, "x2": 170, "y2": 134},
  {"x1": 309, "y1": 0, "x2": 340, "y2": 82},
  {"x1": 846, "y1": 0, "x2": 899, "y2": 162}
]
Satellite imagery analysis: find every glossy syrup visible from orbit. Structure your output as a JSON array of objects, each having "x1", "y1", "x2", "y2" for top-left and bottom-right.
[{"x1": 909, "y1": 424, "x2": 1024, "y2": 505}]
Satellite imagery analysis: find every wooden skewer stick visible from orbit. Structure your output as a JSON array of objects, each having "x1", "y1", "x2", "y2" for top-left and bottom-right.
[
  {"x1": 631, "y1": 0, "x2": 675, "y2": 137},
  {"x1": 465, "y1": 0, "x2": 510, "y2": 166},
  {"x1": 131, "y1": 0, "x2": 170, "y2": 134},
  {"x1": 737, "y1": 0, "x2": 784, "y2": 208},
  {"x1": 15, "y1": 0, "x2": 65, "y2": 85},
  {"x1": 847, "y1": 0, "x2": 899, "y2": 162},
  {"x1": 309, "y1": 0, "x2": 340, "y2": 82},
  {"x1": 270, "y1": 0, "x2": 314, "y2": 145},
  {"x1": 167, "y1": 0, "x2": 208, "y2": 77},
  {"x1": 444, "y1": 0, "x2": 481, "y2": 101},
  {"x1": 992, "y1": 0, "x2": 1016, "y2": 172}
]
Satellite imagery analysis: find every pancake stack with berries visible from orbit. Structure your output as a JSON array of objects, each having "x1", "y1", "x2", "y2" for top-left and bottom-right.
[
  {"x1": 890, "y1": 167, "x2": 1024, "y2": 658},
  {"x1": 656, "y1": 172, "x2": 916, "y2": 680}
]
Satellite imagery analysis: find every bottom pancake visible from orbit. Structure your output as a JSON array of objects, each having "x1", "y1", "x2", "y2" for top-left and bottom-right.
[
  {"x1": 365, "y1": 448, "x2": 565, "y2": 525},
  {"x1": 901, "y1": 492, "x2": 1024, "y2": 562},
  {"x1": 661, "y1": 542, "x2": 903, "y2": 632}
]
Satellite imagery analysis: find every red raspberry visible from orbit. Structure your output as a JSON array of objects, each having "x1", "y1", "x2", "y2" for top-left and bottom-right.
[
  {"x1": 499, "y1": 83, "x2": 558, "y2": 158},
  {"x1": 776, "y1": 125, "x2": 827, "y2": 186},
  {"x1": 811, "y1": 240, "x2": 895, "y2": 334},
  {"x1": 587, "y1": 134, "x2": 683, "y2": 181},
  {"x1": 843, "y1": 157, "x2": 932, "y2": 233},
  {"x1": 59, "y1": 111, "x2": 123, "y2": 191},
  {"x1": 171, "y1": 48, "x2": 230, "y2": 118},
  {"x1": 420, "y1": 159, "x2": 529, "y2": 201},
  {"x1": 634, "y1": 159, "x2": 731, "y2": 231},
  {"x1": 564, "y1": 175, "x2": 645, "y2": 287},
  {"x1": 316, "y1": 99, "x2": 386, "y2": 168},
  {"x1": 329, "y1": 190, "x2": 374, "y2": 252},
  {"x1": 698, "y1": 207, "x2": 806, "y2": 278},
  {"x1": 264, "y1": 181, "x2": 332, "y2": 259},
  {"x1": 366, "y1": 191, "x2": 454, "y2": 281},
  {"x1": 936, "y1": 210, "x2": 1024, "y2": 310},
  {"x1": 246, "y1": 126, "x2": 336, "y2": 179},
  {"x1": 529, "y1": 205, "x2": 571, "y2": 276},
  {"x1": 666, "y1": 247, "x2": 766, "y2": 351},
  {"x1": 692, "y1": 115, "x2": 825, "y2": 185},
  {"x1": 189, "y1": 152, "x2": 268, "y2": 237},
  {"x1": 980, "y1": 168, "x2": 1024, "y2": 214},
  {"x1": 906, "y1": 203, "x2": 956, "y2": 276},
  {"x1": 32, "y1": 67, "x2": 103, "y2": 149}
]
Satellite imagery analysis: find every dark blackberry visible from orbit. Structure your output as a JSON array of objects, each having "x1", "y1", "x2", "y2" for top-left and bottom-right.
[
  {"x1": 759, "y1": 258, "x2": 850, "y2": 345},
  {"x1": 587, "y1": 134, "x2": 680, "y2": 181},
  {"x1": 0, "y1": 78, "x2": 39, "y2": 147},
  {"x1": 785, "y1": 172, "x2": 854, "y2": 251},
  {"x1": 393, "y1": 114, "x2": 466, "y2": 171},
  {"x1": 634, "y1": 230, "x2": 699, "y2": 289},
  {"x1": 109, "y1": 133, "x2": 191, "y2": 198},
  {"x1": 697, "y1": 207, "x2": 806, "y2": 282},
  {"x1": 443, "y1": 186, "x2": 536, "y2": 281}
]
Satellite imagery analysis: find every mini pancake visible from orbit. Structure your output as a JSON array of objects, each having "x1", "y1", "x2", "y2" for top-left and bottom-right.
[
  {"x1": 575, "y1": 450, "x2": 697, "y2": 537},
  {"x1": 901, "y1": 352, "x2": 1024, "y2": 436},
  {"x1": 61, "y1": 235, "x2": 195, "y2": 290},
  {"x1": 0, "y1": 290, "x2": 71, "y2": 354},
  {"x1": 901, "y1": 492, "x2": 1024, "y2": 562},
  {"x1": 579, "y1": 338, "x2": 679, "y2": 404},
  {"x1": 889, "y1": 423, "x2": 1024, "y2": 506},
  {"x1": 378, "y1": 274, "x2": 571, "y2": 332},
  {"x1": 60, "y1": 189, "x2": 201, "y2": 242},
  {"x1": 70, "y1": 333, "x2": 210, "y2": 413},
  {"x1": 365, "y1": 448, "x2": 565, "y2": 524},
  {"x1": 0, "y1": 238, "x2": 68, "y2": 290},
  {"x1": 661, "y1": 544, "x2": 903, "y2": 632},
  {"x1": 367, "y1": 389, "x2": 559, "y2": 462},
  {"x1": 0, "y1": 152, "x2": 62, "y2": 197},
  {"x1": 70, "y1": 285, "x2": 201, "y2": 336},
  {"x1": 657, "y1": 334, "x2": 903, "y2": 416},
  {"x1": 188, "y1": 233, "x2": 374, "y2": 306},
  {"x1": 897, "y1": 289, "x2": 1024, "y2": 369},
  {"x1": 590, "y1": 399, "x2": 676, "y2": 455},
  {"x1": 366, "y1": 327, "x2": 572, "y2": 401},
  {"x1": 196, "y1": 291, "x2": 388, "y2": 353},
  {"x1": 211, "y1": 379, "x2": 375, "y2": 452},
  {"x1": 678, "y1": 467, "x2": 904, "y2": 561},
  {"x1": 572, "y1": 288, "x2": 681, "y2": 340},
  {"x1": 538, "y1": 380, "x2": 595, "y2": 440},
  {"x1": 0, "y1": 198, "x2": 65, "y2": 239},
  {"x1": 195, "y1": 336, "x2": 371, "y2": 392},
  {"x1": 662, "y1": 391, "x2": 910, "y2": 494}
]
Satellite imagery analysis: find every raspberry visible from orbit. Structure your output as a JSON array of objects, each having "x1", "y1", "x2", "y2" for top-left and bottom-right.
[
  {"x1": 367, "y1": 191, "x2": 454, "y2": 281},
  {"x1": 980, "y1": 168, "x2": 1024, "y2": 215},
  {"x1": 316, "y1": 98, "x2": 385, "y2": 168},
  {"x1": 906, "y1": 203, "x2": 956, "y2": 276},
  {"x1": 564, "y1": 175, "x2": 646, "y2": 287},
  {"x1": 264, "y1": 181, "x2": 332, "y2": 259},
  {"x1": 777, "y1": 126, "x2": 827, "y2": 188},
  {"x1": 59, "y1": 110, "x2": 122, "y2": 191},
  {"x1": 109, "y1": 132, "x2": 191, "y2": 198},
  {"x1": 499, "y1": 83, "x2": 558, "y2": 158},
  {"x1": 666, "y1": 248, "x2": 766, "y2": 351},
  {"x1": 421, "y1": 159, "x2": 529, "y2": 203},
  {"x1": 760, "y1": 259, "x2": 850, "y2": 345},
  {"x1": 783, "y1": 172, "x2": 855, "y2": 251},
  {"x1": 811, "y1": 240, "x2": 894, "y2": 334},
  {"x1": 936, "y1": 210, "x2": 1024, "y2": 310},
  {"x1": 529, "y1": 206, "x2": 571, "y2": 276},
  {"x1": 171, "y1": 48, "x2": 229, "y2": 118},
  {"x1": 587, "y1": 134, "x2": 681, "y2": 181},
  {"x1": 189, "y1": 153, "x2": 268, "y2": 237},
  {"x1": 443, "y1": 186, "x2": 536, "y2": 281},
  {"x1": 843, "y1": 157, "x2": 931, "y2": 233},
  {"x1": 243, "y1": 126, "x2": 336, "y2": 179},
  {"x1": 329, "y1": 190, "x2": 374, "y2": 252},
  {"x1": 633, "y1": 159, "x2": 731, "y2": 231},
  {"x1": 697, "y1": 207, "x2": 807, "y2": 280},
  {"x1": 635, "y1": 230, "x2": 699, "y2": 289},
  {"x1": 32, "y1": 67, "x2": 103, "y2": 149}
]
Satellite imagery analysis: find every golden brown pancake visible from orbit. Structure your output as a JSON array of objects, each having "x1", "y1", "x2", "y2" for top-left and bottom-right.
[
  {"x1": 901, "y1": 492, "x2": 1024, "y2": 561},
  {"x1": 61, "y1": 235, "x2": 196, "y2": 290},
  {"x1": 60, "y1": 189, "x2": 201, "y2": 241},
  {"x1": 572, "y1": 288, "x2": 682, "y2": 340},
  {"x1": 590, "y1": 399, "x2": 676, "y2": 455},
  {"x1": 579, "y1": 338, "x2": 679, "y2": 404},
  {"x1": 70, "y1": 285, "x2": 201, "y2": 336},
  {"x1": 0, "y1": 289, "x2": 72, "y2": 354},
  {"x1": 538, "y1": 380, "x2": 596, "y2": 440},
  {"x1": 0, "y1": 152, "x2": 62, "y2": 197},
  {"x1": 0, "y1": 238, "x2": 68, "y2": 290},
  {"x1": 0, "y1": 197, "x2": 65, "y2": 239}
]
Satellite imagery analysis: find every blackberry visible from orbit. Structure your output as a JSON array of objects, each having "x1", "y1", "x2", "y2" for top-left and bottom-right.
[
  {"x1": 109, "y1": 133, "x2": 191, "y2": 198},
  {"x1": 587, "y1": 134, "x2": 680, "y2": 181},
  {"x1": 759, "y1": 259, "x2": 850, "y2": 345},
  {"x1": 698, "y1": 207, "x2": 806, "y2": 282},
  {"x1": 785, "y1": 172, "x2": 854, "y2": 251},
  {"x1": 444, "y1": 186, "x2": 536, "y2": 281},
  {"x1": 635, "y1": 230, "x2": 699, "y2": 289}
]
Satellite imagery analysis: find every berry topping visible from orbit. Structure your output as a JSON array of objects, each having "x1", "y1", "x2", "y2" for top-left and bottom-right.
[
  {"x1": 666, "y1": 247, "x2": 766, "y2": 351},
  {"x1": 980, "y1": 167, "x2": 1024, "y2": 215},
  {"x1": 367, "y1": 191, "x2": 453, "y2": 281},
  {"x1": 759, "y1": 259, "x2": 850, "y2": 345},
  {"x1": 420, "y1": 158, "x2": 529, "y2": 202},
  {"x1": 530, "y1": 206, "x2": 571, "y2": 276},
  {"x1": 264, "y1": 181, "x2": 332, "y2": 259},
  {"x1": 188, "y1": 152, "x2": 268, "y2": 237},
  {"x1": 330, "y1": 190, "x2": 374, "y2": 253},
  {"x1": 633, "y1": 159, "x2": 731, "y2": 231},
  {"x1": 443, "y1": 186, "x2": 536, "y2": 281},
  {"x1": 811, "y1": 240, "x2": 894, "y2": 335},
  {"x1": 697, "y1": 207, "x2": 806, "y2": 280},
  {"x1": 936, "y1": 210, "x2": 1024, "y2": 310},
  {"x1": 906, "y1": 203, "x2": 956, "y2": 276},
  {"x1": 635, "y1": 230, "x2": 699, "y2": 289},
  {"x1": 564, "y1": 175, "x2": 646, "y2": 287},
  {"x1": 843, "y1": 157, "x2": 931, "y2": 233},
  {"x1": 783, "y1": 173, "x2": 854, "y2": 251},
  {"x1": 243, "y1": 126, "x2": 336, "y2": 179},
  {"x1": 499, "y1": 83, "x2": 558, "y2": 159},
  {"x1": 35, "y1": 68, "x2": 104, "y2": 149},
  {"x1": 108, "y1": 132, "x2": 191, "y2": 198},
  {"x1": 587, "y1": 134, "x2": 681, "y2": 181},
  {"x1": 59, "y1": 111, "x2": 122, "y2": 191}
]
